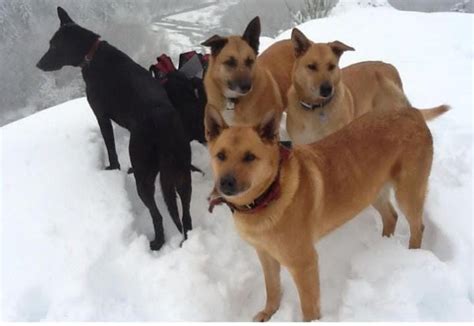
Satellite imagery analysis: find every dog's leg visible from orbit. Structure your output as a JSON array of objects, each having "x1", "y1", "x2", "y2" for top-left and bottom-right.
[
  {"x1": 395, "y1": 184, "x2": 426, "y2": 249},
  {"x1": 372, "y1": 186, "x2": 398, "y2": 237},
  {"x1": 97, "y1": 117, "x2": 120, "y2": 170},
  {"x1": 288, "y1": 249, "x2": 321, "y2": 321},
  {"x1": 176, "y1": 170, "x2": 193, "y2": 240},
  {"x1": 129, "y1": 133, "x2": 164, "y2": 250},
  {"x1": 136, "y1": 173, "x2": 165, "y2": 251},
  {"x1": 394, "y1": 159, "x2": 430, "y2": 249},
  {"x1": 253, "y1": 249, "x2": 281, "y2": 322}
]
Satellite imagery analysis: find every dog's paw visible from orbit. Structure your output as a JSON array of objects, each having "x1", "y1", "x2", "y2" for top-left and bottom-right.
[
  {"x1": 105, "y1": 164, "x2": 120, "y2": 171},
  {"x1": 150, "y1": 239, "x2": 164, "y2": 251},
  {"x1": 252, "y1": 311, "x2": 272, "y2": 322}
]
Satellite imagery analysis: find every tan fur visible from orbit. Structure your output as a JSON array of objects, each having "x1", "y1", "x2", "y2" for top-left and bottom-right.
[
  {"x1": 204, "y1": 41, "x2": 283, "y2": 125},
  {"x1": 258, "y1": 40, "x2": 296, "y2": 108},
  {"x1": 284, "y1": 29, "x2": 448, "y2": 144},
  {"x1": 203, "y1": 18, "x2": 294, "y2": 127},
  {"x1": 206, "y1": 107, "x2": 433, "y2": 321}
]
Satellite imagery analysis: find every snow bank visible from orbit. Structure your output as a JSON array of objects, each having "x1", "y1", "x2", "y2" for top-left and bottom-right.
[{"x1": 2, "y1": 6, "x2": 473, "y2": 322}]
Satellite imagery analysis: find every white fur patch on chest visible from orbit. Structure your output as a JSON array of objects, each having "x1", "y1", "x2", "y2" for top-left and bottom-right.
[
  {"x1": 222, "y1": 109, "x2": 235, "y2": 125},
  {"x1": 297, "y1": 122, "x2": 320, "y2": 145},
  {"x1": 293, "y1": 113, "x2": 330, "y2": 145}
]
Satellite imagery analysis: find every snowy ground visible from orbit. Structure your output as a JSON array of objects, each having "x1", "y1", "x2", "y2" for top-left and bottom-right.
[{"x1": 1, "y1": 5, "x2": 473, "y2": 322}]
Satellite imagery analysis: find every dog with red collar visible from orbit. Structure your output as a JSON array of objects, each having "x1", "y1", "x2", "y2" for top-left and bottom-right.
[{"x1": 205, "y1": 105, "x2": 433, "y2": 321}]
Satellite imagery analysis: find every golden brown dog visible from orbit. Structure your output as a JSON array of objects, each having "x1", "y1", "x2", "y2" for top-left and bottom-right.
[
  {"x1": 202, "y1": 17, "x2": 294, "y2": 127},
  {"x1": 283, "y1": 28, "x2": 449, "y2": 144},
  {"x1": 205, "y1": 106, "x2": 434, "y2": 321}
]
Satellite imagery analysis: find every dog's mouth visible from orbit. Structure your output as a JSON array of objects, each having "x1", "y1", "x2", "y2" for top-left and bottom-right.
[
  {"x1": 315, "y1": 92, "x2": 334, "y2": 103},
  {"x1": 224, "y1": 88, "x2": 250, "y2": 98},
  {"x1": 219, "y1": 184, "x2": 250, "y2": 197}
]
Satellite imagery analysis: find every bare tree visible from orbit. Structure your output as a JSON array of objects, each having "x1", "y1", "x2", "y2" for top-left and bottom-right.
[{"x1": 287, "y1": 0, "x2": 338, "y2": 25}]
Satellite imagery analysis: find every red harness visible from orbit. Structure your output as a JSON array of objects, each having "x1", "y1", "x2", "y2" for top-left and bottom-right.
[
  {"x1": 80, "y1": 38, "x2": 101, "y2": 68},
  {"x1": 208, "y1": 145, "x2": 292, "y2": 214}
]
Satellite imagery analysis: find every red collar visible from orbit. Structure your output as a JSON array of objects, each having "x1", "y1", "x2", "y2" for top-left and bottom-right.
[
  {"x1": 208, "y1": 144, "x2": 291, "y2": 214},
  {"x1": 80, "y1": 38, "x2": 101, "y2": 68}
]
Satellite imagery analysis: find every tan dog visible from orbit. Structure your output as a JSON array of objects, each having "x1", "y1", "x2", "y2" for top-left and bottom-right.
[
  {"x1": 205, "y1": 106, "x2": 433, "y2": 321},
  {"x1": 283, "y1": 28, "x2": 448, "y2": 144},
  {"x1": 202, "y1": 17, "x2": 293, "y2": 127}
]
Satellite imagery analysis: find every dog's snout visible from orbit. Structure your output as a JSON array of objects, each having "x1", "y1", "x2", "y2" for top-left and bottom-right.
[
  {"x1": 320, "y1": 82, "x2": 333, "y2": 98},
  {"x1": 239, "y1": 80, "x2": 252, "y2": 93},
  {"x1": 227, "y1": 79, "x2": 252, "y2": 94},
  {"x1": 219, "y1": 174, "x2": 237, "y2": 196}
]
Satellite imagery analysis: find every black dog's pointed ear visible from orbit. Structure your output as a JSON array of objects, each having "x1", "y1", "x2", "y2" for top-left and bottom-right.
[
  {"x1": 57, "y1": 7, "x2": 74, "y2": 26},
  {"x1": 255, "y1": 111, "x2": 279, "y2": 143},
  {"x1": 291, "y1": 28, "x2": 311, "y2": 58},
  {"x1": 201, "y1": 35, "x2": 228, "y2": 56},
  {"x1": 242, "y1": 16, "x2": 261, "y2": 55},
  {"x1": 328, "y1": 40, "x2": 355, "y2": 58},
  {"x1": 205, "y1": 106, "x2": 228, "y2": 142}
]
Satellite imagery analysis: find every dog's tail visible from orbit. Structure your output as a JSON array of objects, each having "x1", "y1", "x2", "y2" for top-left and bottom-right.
[
  {"x1": 375, "y1": 72, "x2": 450, "y2": 122},
  {"x1": 156, "y1": 109, "x2": 192, "y2": 235},
  {"x1": 415, "y1": 104, "x2": 451, "y2": 121}
]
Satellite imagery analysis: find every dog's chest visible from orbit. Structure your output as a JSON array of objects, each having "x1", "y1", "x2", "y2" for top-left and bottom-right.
[
  {"x1": 294, "y1": 111, "x2": 332, "y2": 144},
  {"x1": 220, "y1": 99, "x2": 240, "y2": 125},
  {"x1": 222, "y1": 108, "x2": 236, "y2": 125}
]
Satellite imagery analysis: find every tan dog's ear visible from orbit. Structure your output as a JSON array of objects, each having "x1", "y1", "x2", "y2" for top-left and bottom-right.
[
  {"x1": 201, "y1": 35, "x2": 228, "y2": 56},
  {"x1": 328, "y1": 41, "x2": 355, "y2": 58},
  {"x1": 242, "y1": 16, "x2": 261, "y2": 55},
  {"x1": 291, "y1": 28, "x2": 311, "y2": 58},
  {"x1": 255, "y1": 111, "x2": 278, "y2": 143},
  {"x1": 205, "y1": 106, "x2": 228, "y2": 142}
]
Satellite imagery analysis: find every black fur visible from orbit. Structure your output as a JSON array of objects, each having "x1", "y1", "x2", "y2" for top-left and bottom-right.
[
  {"x1": 37, "y1": 7, "x2": 194, "y2": 251},
  {"x1": 242, "y1": 16, "x2": 261, "y2": 55},
  {"x1": 162, "y1": 70, "x2": 206, "y2": 144}
]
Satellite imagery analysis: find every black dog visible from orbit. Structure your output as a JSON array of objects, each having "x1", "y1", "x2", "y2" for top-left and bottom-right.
[
  {"x1": 162, "y1": 70, "x2": 206, "y2": 145},
  {"x1": 37, "y1": 7, "x2": 194, "y2": 251}
]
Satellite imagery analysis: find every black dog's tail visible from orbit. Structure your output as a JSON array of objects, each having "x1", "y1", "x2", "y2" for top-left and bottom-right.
[{"x1": 155, "y1": 109, "x2": 192, "y2": 235}]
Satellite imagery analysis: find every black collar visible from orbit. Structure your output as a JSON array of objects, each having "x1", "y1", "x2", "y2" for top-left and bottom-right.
[{"x1": 299, "y1": 94, "x2": 333, "y2": 111}]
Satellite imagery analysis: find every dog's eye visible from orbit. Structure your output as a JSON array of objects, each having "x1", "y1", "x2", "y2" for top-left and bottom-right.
[
  {"x1": 307, "y1": 63, "x2": 318, "y2": 71},
  {"x1": 328, "y1": 63, "x2": 336, "y2": 71},
  {"x1": 243, "y1": 152, "x2": 256, "y2": 162},
  {"x1": 245, "y1": 57, "x2": 254, "y2": 67},
  {"x1": 224, "y1": 57, "x2": 237, "y2": 68},
  {"x1": 216, "y1": 152, "x2": 226, "y2": 161}
]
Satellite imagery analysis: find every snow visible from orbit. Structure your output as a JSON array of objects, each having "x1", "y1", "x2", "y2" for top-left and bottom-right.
[{"x1": 1, "y1": 5, "x2": 473, "y2": 322}]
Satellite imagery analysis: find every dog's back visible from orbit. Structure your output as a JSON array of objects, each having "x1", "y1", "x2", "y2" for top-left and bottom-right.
[
  {"x1": 258, "y1": 40, "x2": 295, "y2": 107},
  {"x1": 294, "y1": 108, "x2": 433, "y2": 237},
  {"x1": 340, "y1": 61, "x2": 407, "y2": 116},
  {"x1": 82, "y1": 41, "x2": 175, "y2": 128}
]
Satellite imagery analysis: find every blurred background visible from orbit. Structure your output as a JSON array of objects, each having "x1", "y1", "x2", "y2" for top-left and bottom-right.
[{"x1": 0, "y1": 0, "x2": 471, "y2": 126}]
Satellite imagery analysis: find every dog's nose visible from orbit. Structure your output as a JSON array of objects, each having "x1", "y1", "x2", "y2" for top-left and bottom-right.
[
  {"x1": 239, "y1": 80, "x2": 252, "y2": 93},
  {"x1": 219, "y1": 175, "x2": 237, "y2": 196},
  {"x1": 320, "y1": 82, "x2": 333, "y2": 98}
]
